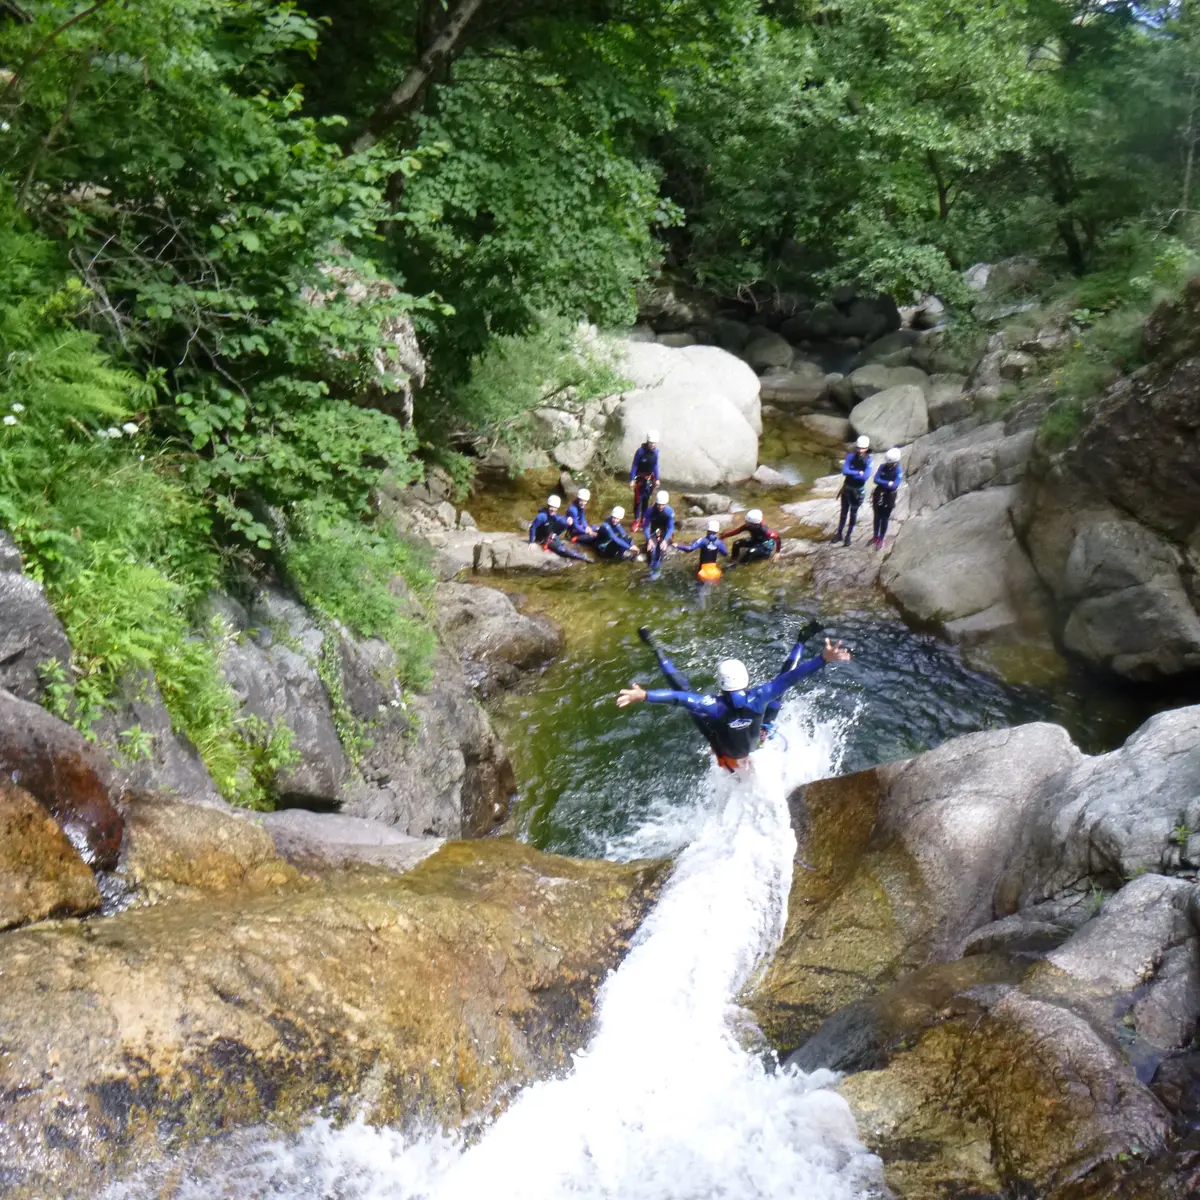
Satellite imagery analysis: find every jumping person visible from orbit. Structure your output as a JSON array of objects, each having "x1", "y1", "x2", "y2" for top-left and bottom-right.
[
  {"x1": 618, "y1": 628, "x2": 851, "y2": 772},
  {"x1": 567, "y1": 487, "x2": 597, "y2": 544},
  {"x1": 871, "y1": 448, "x2": 903, "y2": 549},
  {"x1": 679, "y1": 520, "x2": 728, "y2": 583},
  {"x1": 725, "y1": 509, "x2": 781, "y2": 565},
  {"x1": 528, "y1": 495, "x2": 589, "y2": 562},
  {"x1": 629, "y1": 431, "x2": 660, "y2": 533},
  {"x1": 593, "y1": 505, "x2": 640, "y2": 560},
  {"x1": 644, "y1": 489, "x2": 676, "y2": 579},
  {"x1": 835, "y1": 435, "x2": 872, "y2": 547}
]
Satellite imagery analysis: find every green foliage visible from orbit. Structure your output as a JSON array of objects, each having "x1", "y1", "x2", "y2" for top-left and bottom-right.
[
  {"x1": 433, "y1": 317, "x2": 628, "y2": 464},
  {"x1": 285, "y1": 501, "x2": 436, "y2": 690}
]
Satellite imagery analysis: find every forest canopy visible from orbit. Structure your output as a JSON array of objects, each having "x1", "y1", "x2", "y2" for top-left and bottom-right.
[{"x1": 0, "y1": 0, "x2": 1197, "y2": 796}]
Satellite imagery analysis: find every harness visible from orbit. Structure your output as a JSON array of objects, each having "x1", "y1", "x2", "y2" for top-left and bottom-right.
[
  {"x1": 873, "y1": 464, "x2": 900, "y2": 510},
  {"x1": 648, "y1": 506, "x2": 672, "y2": 538},
  {"x1": 704, "y1": 694, "x2": 765, "y2": 761},
  {"x1": 841, "y1": 455, "x2": 870, "y2": 500}
]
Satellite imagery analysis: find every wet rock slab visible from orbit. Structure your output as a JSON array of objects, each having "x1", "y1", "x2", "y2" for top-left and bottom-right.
[{"x1": 0, "y1": 839, "x2": 666, "y2": 1198}]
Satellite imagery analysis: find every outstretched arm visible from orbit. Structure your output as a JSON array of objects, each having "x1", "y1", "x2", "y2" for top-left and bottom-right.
[{"x1": 750, "y1": 639, "x2": 851, "y2": 705}]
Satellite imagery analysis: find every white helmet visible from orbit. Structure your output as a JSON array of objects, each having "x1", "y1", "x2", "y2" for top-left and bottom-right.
[
  {"x1": 716, "y1": 659, "x2": 750, "y2": 692},
  {"x1": 886, "y1": 447, "x2": 902, "y2": 463},
  {"x1": 611, "y1": 506, "x2": 625, "y2": 520},
  {"x1": 656, "y1": 490, "x2": 669, "y2": 505},
  {"x1": 645, "y1": 429, "x2": 659, "y2": 443},
  {"x1": 746, "y1": 508, "x2": 763, "y2": 524},
  {"x1": 707, "y1": 519, "x2": 720, "y2": 533},
  {"x1": 856, "y1": 435, "x2": 871, "y2": 450},
  {"x1": 548, "y1": 495, "x2": 562, "y2": 509},
  {"x1": 577, "y1": 487, "x2": 591, "y2": 502}
]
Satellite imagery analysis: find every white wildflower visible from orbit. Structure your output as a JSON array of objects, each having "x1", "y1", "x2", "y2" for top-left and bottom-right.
[
  {"x1": 106, "y1": 426, "x2": 123, "y2": 438},
  {"x1": 121, "y1": 422, "x2": 139, "y2": 435},
  {"x1": 3, "y1": 415, "x2": 16, "y2": 426},
  {"x1": 10, "y1": 403, "x2": 24, "y2": 413}
]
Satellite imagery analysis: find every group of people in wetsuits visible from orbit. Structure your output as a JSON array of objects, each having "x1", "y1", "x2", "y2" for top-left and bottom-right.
[
  {"x1": 528, "y1": 431, "x2": 784, "y2": 579},
  {"x1": 835, "y1": 434, "x2": 904, "y2": 549}
]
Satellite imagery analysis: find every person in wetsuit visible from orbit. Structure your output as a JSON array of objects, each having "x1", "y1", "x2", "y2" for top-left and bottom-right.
[
  {"x1": 528, "y1": 494, "x2": 589, "y2": 561},
  {"x1": 629, "y1": 431, "x2": 660, "y2": 532},
  {"x1": 726, "y1": 509, "x2": 781, "y2": 565},
  {"x1": 644, "y1": 490, "x2": 676, "y2": 578},
  {"x1": 618, "y1": 627, "x2": 851, "y2": 772},
  {"x1": 593, "y1": 505, "x2": 640, "y2": 560},
  {"x1": 835, "y1": 435, "x2": 872, "y2": 547},
  {"x1": 566, "y1": 487, "x2": 597, "y2": 544},
  {"x1": 870, "y1": 448, "x2": 903, "y2": 549},
  {"x1": 680, "y1": 520, "x2": 728, "y2": 580}
]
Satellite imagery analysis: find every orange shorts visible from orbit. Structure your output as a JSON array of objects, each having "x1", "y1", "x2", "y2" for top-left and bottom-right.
[
  {"x1": 697, "y1": 563, "x2": 723, "y2": 583},
  {"x1": 715, "y1": 754, "x2": 749, "y2": 773}
]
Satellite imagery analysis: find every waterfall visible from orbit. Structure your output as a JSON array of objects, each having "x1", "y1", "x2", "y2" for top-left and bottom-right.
[{"x1": 109, "y1": 697, "x2": 884, "y2": 1199}]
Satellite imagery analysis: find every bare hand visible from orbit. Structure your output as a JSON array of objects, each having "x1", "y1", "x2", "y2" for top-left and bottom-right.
[
  {"x1": 616, "y1": 685, "x2": 647, "y2": 708},
  {"x1": 822, "y1": 638, "x2": 851, "y2": 663}
]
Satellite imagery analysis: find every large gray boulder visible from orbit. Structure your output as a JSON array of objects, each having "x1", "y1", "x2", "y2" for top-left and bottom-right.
[
  {"x1": 882, "y1": 485, "x2": 1050, "y2": 642},
  {"x1": 925, "y1": 373, "x2": 971, "y2": 428},
  {"x1": 471, "y1": 533, "x2": 578, "y2": 575},
  {"x1": 1016, "y1": 476, "x2": 1200, "y2": 681},
  {"x1": 758, "y1": 364, "x2": 829, "y2": 409},
  {"x1": 1000, "y1": 705, "x2": 1200, "y2": 906},
  {"x1": 849, "y1": 384, "x2": 929, "y2": 449},
  {"x1": 616, "y1": 339, "x2": 762, "y2": 434},
  {"x1": 215, "y1": 589, "x2": 349, "y2": 806},
  {"x1": 742, "y1": 330, "x2": 795, "y2": 371},
  {"x1": 904, "y1": 422, "x2": 1034, "y2": 516},
  {"x1": 0, "y1": 546, "x2": 72, "y2": 703},
  {"x1": 434, "y1": 582, "x2": 564, "y2": 697},
  {"x1": 615, "y1": 385, "x2": 758, "y2": 488},
  {"x1": 848, "y1": 364, "x2": 930, "y2": 401}
]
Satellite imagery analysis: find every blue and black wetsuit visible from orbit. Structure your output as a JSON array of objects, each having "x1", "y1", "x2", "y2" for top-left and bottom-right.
[
  {"x1": 629, "y1": 444, "x2": 660, "y2": 527},
  {"x1": 594, "y1": 518, "x2": 635, "y2": 560},
  {"x1": 644, "y1": 503, "x2": 675, "y2": 574},
  {"x1": 871, "y1": 461, "x2": 903, "y2": 543},
  {"x1": 529, "y1": 507, "x2": 589, "y2": 561},
  {"x1": 836, "y1": 451, "x2": 872, "y2": 545},
  {"x1": 642, "y1": 634, "x2": 826, "y2": 769},
  {"x1": 680, "y1": 532, "x2": 728, "y2": 566},
  {"x1": 566, "y1": 501, "x2": 596, "y2": 544}
]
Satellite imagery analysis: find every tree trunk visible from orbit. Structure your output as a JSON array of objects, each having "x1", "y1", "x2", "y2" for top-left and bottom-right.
[{"x1": 351, "y1": 0, "x2": 486, "y2": 154}]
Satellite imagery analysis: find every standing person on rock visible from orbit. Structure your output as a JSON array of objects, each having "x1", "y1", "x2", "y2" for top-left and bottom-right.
[
  {"x1": 643, "y1": 490, "x2": 676, "y2": 580},
  {"x1": 629, "y1": 431, "x2": 660, "y2": 533},
  {"x1": 835, "y1": 435, "x2": 873, "y2": 547},
  {"x1": 725, "y1": 509, "x2": 781, "y2": 566},
  {"x1": 619, "y1": 626, "x2": 851, "y2": 772},
  {"x1": 871, "y1": 448, "x2": 903, "y2": 550},
  {"x1": 567, "y1": 487, "x2": 597, "y2": 545},
  {"x1": 528, "y1": 495, "x2": 590, "y2": 562},
  {"x1": 593, "y1": 506, "x2": 641, "y2": 561}
]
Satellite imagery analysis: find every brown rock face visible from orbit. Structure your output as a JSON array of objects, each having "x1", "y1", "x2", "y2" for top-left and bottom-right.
[
  {"x1": 0, "y1": 781, "x2": 100, "y2": 930},
  {"x1": 0, "y1": 689, "x2": 124, "y2": 868},
  {"x1": 119, "y1": 792, "x2": 300, "y2": 900},
  {"x1": 0, "y1": 838, "x2": 665, "y2": 1197}
]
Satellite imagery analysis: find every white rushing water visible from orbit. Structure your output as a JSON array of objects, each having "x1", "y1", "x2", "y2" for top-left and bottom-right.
[{"x1": 111, "y1": 697, "x2": 884, "y2": 1199}]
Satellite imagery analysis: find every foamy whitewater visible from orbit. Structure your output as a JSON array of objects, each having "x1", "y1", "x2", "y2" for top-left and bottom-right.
[{"x1": 110, "y1": 697, "x2": 885, "y2": 1199}]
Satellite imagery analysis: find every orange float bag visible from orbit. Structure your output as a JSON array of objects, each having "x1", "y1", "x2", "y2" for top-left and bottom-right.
[{"x1": 697, "y1": 562, "x2": 723, "y2": 583}]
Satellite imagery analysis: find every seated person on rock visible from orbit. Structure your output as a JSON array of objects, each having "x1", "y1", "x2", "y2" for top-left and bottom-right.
[
  {"x1": 870, "y1": 448, "x2": 903, "y2": 550},
  {"x1": 643, "y1": 490, "x2": 676, "y2": 578},
  {"x1": 725, "y1": 508, "x2": 781, "y2": 565},
  {"x1": 566, "y1": 487, "x2": 597, "y2": 544},
  {"x1": 528, "y1": 494, "x2": 589, "y2": 561},
  {"x1": 593, "y1": 505, "x2": 640, "y2": 560},
  {"x1": 835, "y1": 435, "x2": 873, "y2": 547},
  {"x1": 629, "y1": 430, "x2": 660, "y2": 533},
  {"x1": 679, "y1": 519, "x2": 728, "y2": 582},
  {"x1": 619, "y1": 627, "x2": 851, "y2": 772}
]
